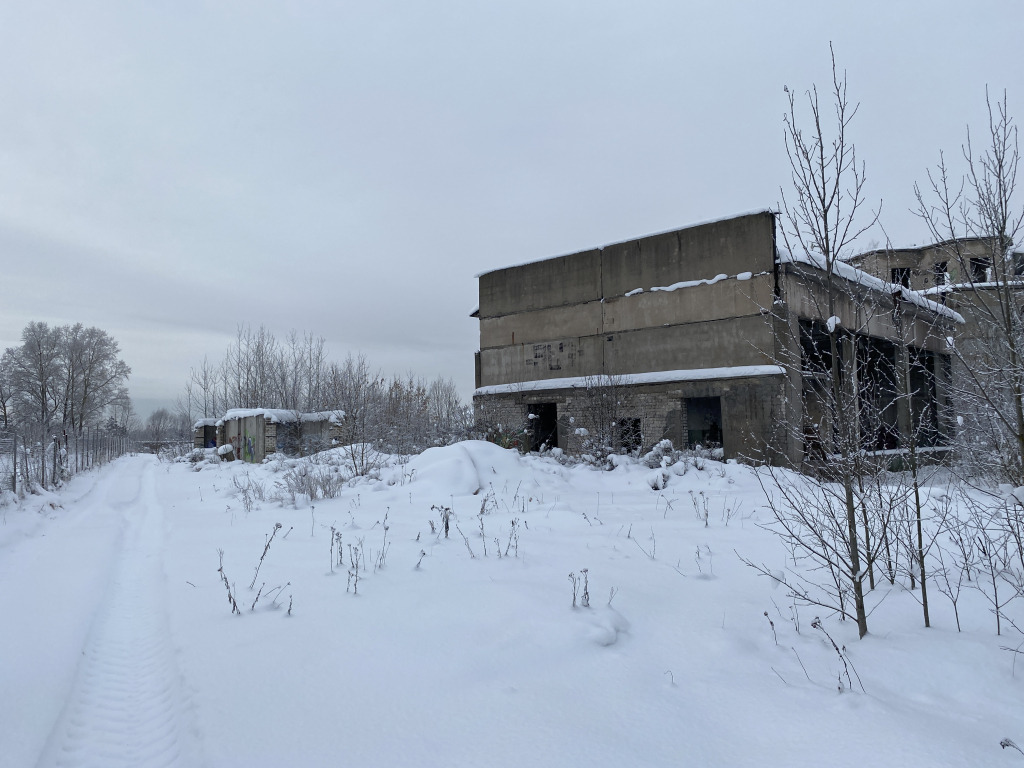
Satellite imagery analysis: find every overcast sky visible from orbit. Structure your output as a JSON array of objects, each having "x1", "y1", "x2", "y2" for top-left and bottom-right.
[{"x1": 0, "y1": 0, "x2": 1020, "y2": 418}]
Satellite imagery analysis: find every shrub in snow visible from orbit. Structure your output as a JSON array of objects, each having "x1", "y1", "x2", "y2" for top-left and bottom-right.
[
  {"x1": 568, "y1": 569, "x2": 590, "y2": 608},
  {"x1": 478, "y1": 424, "x2": 527, "y2": 453},
  {"x1": 642, "y1": 439, "x2": 682, "y2": 469},
  {"x1": 641, "y1": 440, "x2": 724, "y2": 472},
  {"x1": 646, "y1": 469, "x2": 670, "y2": 490}
]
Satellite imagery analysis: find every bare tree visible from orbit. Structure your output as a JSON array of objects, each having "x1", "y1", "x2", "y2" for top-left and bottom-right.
[
  {"x1": 222, "y1": 324, "x2": 278, "y2": 409},
  {"x1": 184, "y1": 355, "x2": 223, "y2": 419},
  {"x1": 6, "y1": 322, "x2": 63, "y2": 486},
  {"x1": 914, "y1": 89, "x2": 1024, "y2": 486},
  {"x1": 106, "y1": 397, "x2": 139, "y2": 436},
  {"x1": 426, "y1": 377, "x2": 471, "y2": 445},
  {"x1": 65, "y1": 325, "x2": 131, "y2": 434},
  {"x1": 145, "y1": 408, "x2": 174, "y2": 442},
  {"x1": 0, "y1": 350, "x2": 14, "y2": 430},
  {"x1": 764, "y1": 46, "x2": 883, "y2": 638}
]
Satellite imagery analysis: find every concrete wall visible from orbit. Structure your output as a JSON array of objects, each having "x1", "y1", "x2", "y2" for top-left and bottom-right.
[
  {"x1": 218, "y1": 414, "x2": 344, "y2": 462},
  {"x1": 472, "y1": 373, "x2": 789, "y2": 462},
  {"x1": 852, "y1": 239, "x2": 996, "y2": 291},
  {"x1": 474, "y1": 211, "x2": 957, "y2": 464},
  {"x1": 221, "y1": 415, "x2": 268, "y2": 463},
  {"x1": 778, "y1": 263, "x2": 954, "y2": 355},
  {"x1": 476, "y1": 212, "x2": 778, "y2": 387},
  {"x1": 478, "y1": 248, "x2": 602, "y2": 319}
]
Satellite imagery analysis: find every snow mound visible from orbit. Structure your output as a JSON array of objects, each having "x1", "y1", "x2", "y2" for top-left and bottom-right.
[
  {"x1": 581, "y1": 607, "x2": 631, "y2": 647},
  {"x1": 407, "y1": 441, "x2": 525, "y2": 496}
]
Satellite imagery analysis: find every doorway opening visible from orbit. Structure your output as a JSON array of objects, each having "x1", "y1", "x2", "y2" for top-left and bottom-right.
[
  {"x1": 620, "y1": 418, "x2": 642, "y2": 453},
  {"x1": 528, "y1": 403, "x2": 558, "y2": 452},
  {"x1": 685, "y1": 397, "x2": 722, "y2": 449}
]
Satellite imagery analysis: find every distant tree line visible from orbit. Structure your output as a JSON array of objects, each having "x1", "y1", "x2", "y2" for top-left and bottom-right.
[
  {"x1": 140, "y1": 407, "x2": 192, "y2": 444},
  {"x1": 178, "y1": 325, "x2": 471, "y2": 454}
]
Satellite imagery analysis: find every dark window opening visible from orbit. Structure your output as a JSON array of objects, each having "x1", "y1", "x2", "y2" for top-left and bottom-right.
[
  {"x1": 800, "y1": 319, "x2": 838, "y2": 375},
  {"x1": 203, "y1": 425, "x2": 217, "y2": 449},
  {"x1": 891, "y1": 267, "x2": 911, "y2": 288},
  {"x1": 527, "y1": 403, "x2": 558, "y2": 452},
  {"x1": 909, "y1": 349, "x2": 941, "y2": 447},
  {"x1": 1015, "y1": 252, "x2": 1024, "y2": 277},
  {"x1": 933, "y1": 261, "x2": 947, "y2": 286},
  {"x1": 970, "y1": 257, "x2": 991, "y2": 282},
  {"x1": 856, "y1": 337, "x2": 900, "y2": 451},
  {"x1": 620, "y1": 418, "x2": 642, "y2": 453},
  {"x1": 685, "y1": 397, "x2": 722, "y2": 449}
]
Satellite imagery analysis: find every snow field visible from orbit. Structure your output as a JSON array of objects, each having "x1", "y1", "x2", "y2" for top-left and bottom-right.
[{"x1": 3, "y1": 443, "x2": 1024, "y2": 766}]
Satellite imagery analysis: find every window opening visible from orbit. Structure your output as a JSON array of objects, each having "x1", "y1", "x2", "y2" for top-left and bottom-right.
[
  {"x1": 891, "y1": 267, "x2": 911, "y2": 288},
  {"x1": 970, "y1": 257, "x2": 991, "y2": 282}
]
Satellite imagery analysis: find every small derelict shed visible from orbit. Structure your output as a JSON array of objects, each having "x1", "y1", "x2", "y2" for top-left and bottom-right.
[
  {"x1": 193, "y1": 419, "x2": 218, "y2": 450},
  {"x1": 215, "y1": 409, "x2": 345, "y2": 463}
]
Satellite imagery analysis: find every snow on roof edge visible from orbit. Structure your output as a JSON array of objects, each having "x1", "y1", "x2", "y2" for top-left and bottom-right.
[
  {"x1": 216, "y1": 408, "x2": 345, "y2": 426},
  {"x1": 474, "y1": 366, "x2": 786, "y2": 397},
  {"x1": 921, "y1": 280, "x2": 1024, "y2": 296},
  {"x1": 779, "y1": 252, "x2": 965, "y2": 325}
]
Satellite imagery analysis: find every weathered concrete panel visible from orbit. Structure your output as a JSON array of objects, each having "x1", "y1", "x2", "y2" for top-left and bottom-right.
[
  {"x1": 478, "y1": 335, "x2": 604, "y2": 387},
  {"x1": 473, "y1": 373, "x2": 789, "y2": 461},
  {"x1": 603, "y1": 274, "x2": 774, "y2": 333},
  {"x1": 480, "y1": 301, "x2": 603, "y2": 349},
  {"x1": 478, "y1": 249, "x2": 602, "y2": 319},
  {"x1": 601, "y1": 212, "x2": 775, "y2": 298},
  {"x1": 602, "y1": 315, "x2": 776, "y2": 374}
]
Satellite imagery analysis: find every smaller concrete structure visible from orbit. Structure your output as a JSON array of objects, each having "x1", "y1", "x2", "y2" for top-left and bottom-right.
[
  {"x1": 193, "y1": 419, "x2": 218, "y2": 450},
  {"x1": 851, "y1": 239, "x2": 1024, "y2": 393},
  {"x1": 850, "y1": 238, "x2": 1003, "y2": 291},
  {"x1": 208, "y1": 409, "x2": 345, "y2": 463}
]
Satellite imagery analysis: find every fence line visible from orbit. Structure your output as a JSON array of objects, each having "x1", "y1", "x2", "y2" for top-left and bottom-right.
[{"x1": 0, "y1": 429, "x2": 135, "y2": 494}]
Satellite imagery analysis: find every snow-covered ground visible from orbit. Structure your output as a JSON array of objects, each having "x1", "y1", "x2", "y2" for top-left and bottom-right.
[{"x1": 2, "y1": 443, "x2": 1023, "y2": 767}]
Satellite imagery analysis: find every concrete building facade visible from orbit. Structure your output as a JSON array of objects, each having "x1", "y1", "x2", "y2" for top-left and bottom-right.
[
  {"x1": 472, "y1": 211, "x2": 960, "y2": 465},
  {"x1": 195, "y1": 409, "x2": 345, "y2": 463}
]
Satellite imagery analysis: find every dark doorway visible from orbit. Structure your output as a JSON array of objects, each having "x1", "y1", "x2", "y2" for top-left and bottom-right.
[
  {"x1": 203, "y1": 425, "x2": 217, "y2": 449},
  {"x1": 620, "y1": 418, "x2": 642, "y2": 453},
  {"x1": 685, "y1": 397, "x2": 722, "y2": 449},
  {"x1": 528, "y1": 403, "x2": 558, "y2": 452},
  {"x1": 909, "y1": 349, "x2": 940, "y2": 447}
]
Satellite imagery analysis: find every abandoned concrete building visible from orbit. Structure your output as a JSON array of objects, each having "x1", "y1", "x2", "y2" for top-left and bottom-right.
[
  {"x1": 195, "y1": 409, "x2": 345, "y2": 463},
  {"x1": 472, "y1": 211, "x2": 962, "y2": 464},
  {"x1": 851, "y1": 238, "x2": 1024, "y2": 363},
  {"x1": 850, "y1": 238, "x2": 1002, "y2": 292}
]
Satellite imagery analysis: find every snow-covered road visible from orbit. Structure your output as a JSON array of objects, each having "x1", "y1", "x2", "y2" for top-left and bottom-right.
[{"x1": 2, "y1": 457, "x2": 200, "y2": 768}]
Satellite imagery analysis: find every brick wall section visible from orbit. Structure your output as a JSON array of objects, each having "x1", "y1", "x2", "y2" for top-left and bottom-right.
[{"x1": 474, "y1": 374, "x2": 788, "y2": 461}]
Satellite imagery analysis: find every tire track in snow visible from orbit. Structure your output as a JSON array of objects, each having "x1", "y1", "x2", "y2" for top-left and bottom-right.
[{"x1": 36, "y1": 461, "x2": 202, "y2": 768}]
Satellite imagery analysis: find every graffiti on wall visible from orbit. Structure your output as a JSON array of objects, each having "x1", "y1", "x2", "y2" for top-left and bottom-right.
[
  {"x1": 229, "y1": 431, "x2": 258, "y2": 462},
  {"x1": 526, "y1": 340, "x2": 577, "y2": 372}
]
